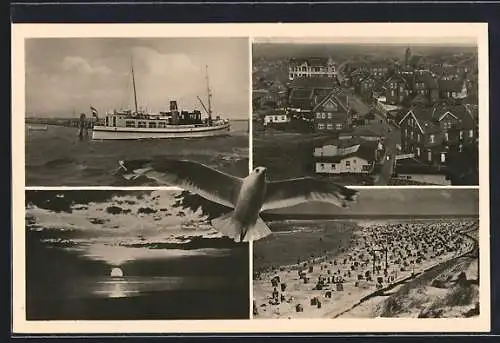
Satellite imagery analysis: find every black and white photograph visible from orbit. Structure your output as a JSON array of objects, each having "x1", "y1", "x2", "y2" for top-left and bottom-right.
[
  {"x1": 253, "y1": 188, "x2": 480, "y2": 319},
  {"x1": 25, "y1": 37, "x2": 250, "y2": 186},
  {"x1": 25, "y1": 189, "x2": 250, "y2": 320},
  {"x1": 12, "y1": 23, "x2": 489, "y2": 334},
  {"x1": 252, "y1": 37, "x2": 479, "y2": 186}
]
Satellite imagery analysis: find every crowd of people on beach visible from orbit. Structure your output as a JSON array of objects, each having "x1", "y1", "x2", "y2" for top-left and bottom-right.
[{"x1": 253, "y1": 219, "x2": 479, "y2": 318}]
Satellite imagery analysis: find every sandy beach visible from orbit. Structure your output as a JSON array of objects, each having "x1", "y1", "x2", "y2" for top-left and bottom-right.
[{"x1": 253, "y1": 218, "x2": 478, "y2": 319}]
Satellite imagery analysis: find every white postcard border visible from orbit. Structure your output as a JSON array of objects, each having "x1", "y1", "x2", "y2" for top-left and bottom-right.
[{"x1": 12, "y1": 22, "x2": 490, "y2": 333}]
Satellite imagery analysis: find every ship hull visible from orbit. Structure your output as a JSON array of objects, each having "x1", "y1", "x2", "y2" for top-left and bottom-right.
[{"x1": 92, "y1": 123, "x2": 231, "y2": 140}]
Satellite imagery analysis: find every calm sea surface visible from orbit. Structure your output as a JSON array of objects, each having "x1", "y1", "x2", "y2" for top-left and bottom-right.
[{"x1": 26, "y1": 120, "x2": 249, "y2": 186}]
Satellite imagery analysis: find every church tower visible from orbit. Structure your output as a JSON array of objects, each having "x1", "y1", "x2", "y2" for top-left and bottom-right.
[{"x1": 404, "y1": 46, "x2": 412, "y2": 67}]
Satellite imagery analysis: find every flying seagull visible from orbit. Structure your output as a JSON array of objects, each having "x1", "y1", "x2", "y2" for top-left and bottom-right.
[{"x1": 116, "y1": 159, "x2": 359, "y2": 242}]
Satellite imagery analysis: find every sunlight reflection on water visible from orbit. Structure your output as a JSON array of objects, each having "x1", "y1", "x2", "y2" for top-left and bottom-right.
[{"x1": 85, "y1": 276, "x2": 225, "y2": 298}]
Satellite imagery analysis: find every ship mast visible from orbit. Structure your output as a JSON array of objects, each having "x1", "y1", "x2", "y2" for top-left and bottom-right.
[
  {"x1": 205, "y1": 65, "x2": 213, "y2": 124},
  {"x1": 131, "y1": 57, "x2": 139, "y2": 114}
]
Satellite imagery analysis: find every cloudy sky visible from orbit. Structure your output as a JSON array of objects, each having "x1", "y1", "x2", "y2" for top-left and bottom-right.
[
  {"x1": 26, "y1": 190, "x2": 226, "y2": 266},
  {"x1": 273, "y1": 188, "x2": 479, "y2": 216},
  {"x1": 25, "y1": 38, "x2": 250, "y2": 119}
]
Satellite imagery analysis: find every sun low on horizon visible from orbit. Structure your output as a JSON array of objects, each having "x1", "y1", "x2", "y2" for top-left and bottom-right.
[{"x1": 110, "y1": 267, "x2": 124, "y2": 278}]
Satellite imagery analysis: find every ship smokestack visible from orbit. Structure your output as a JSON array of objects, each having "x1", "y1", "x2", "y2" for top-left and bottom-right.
[{"x1": 170, "y1": 100, "x2": 180, "y2": 125}]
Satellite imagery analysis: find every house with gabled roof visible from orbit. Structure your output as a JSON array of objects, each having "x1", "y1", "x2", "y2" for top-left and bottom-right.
[
  {"x1": 411, "y1": 71, "x2": 440, "y2": 104},
  {"x1": 356, "y1": 74, "x2": 383, "y2": 102},
  {"x1": 312, "y1": 87, "x2": 352, "y2": 132},
  {"x1": 314, "y1": 141, "x2": 380, "y2": 174},
  {"x1": 346, "y1": 68, "x2": 371, "y2": 89},
  {"x1": 438, "y1": 79, "x2": 468, "y2": 100},
  {"x1": 398, "y1": 102, "x2": 478, "y2": 166},
  {"x1": 368, "y1": 60, "x2": 393, "y2": 79},
  {"x1": 431, "y1": 65, "x2": 468, "y2": 81},
  {"x1": 286, "y1": 77, "x2": 337, "y2": 116},
  {"x1": 383, "y1": 73, "x2": 412, "y2": 105}
]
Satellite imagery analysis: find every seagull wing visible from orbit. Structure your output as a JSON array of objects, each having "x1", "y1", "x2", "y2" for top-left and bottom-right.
[
  {"x1": 173, "y1": 190, "x2": 233, "y2": 220},
  {"x1": 261, "y1": 177, "x2": 359, "y2": 212},
  {"x1": 148, "y1": 159, "x2": 243, "y2": 208}
]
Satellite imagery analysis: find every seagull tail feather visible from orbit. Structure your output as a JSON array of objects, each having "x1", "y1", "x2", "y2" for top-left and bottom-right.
[
  {"x1": 211, "y1": 212, "x2": 245, "y2": 242},
  {"x1": 211, "y1": 213, "x2": 272, "y2": 243},
  {"x1": 242, "y1": 216, "x2": 272, "y2": 242}
]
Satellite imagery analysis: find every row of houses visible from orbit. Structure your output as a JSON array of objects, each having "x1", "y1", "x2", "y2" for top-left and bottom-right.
[
  {"x1": 306, "y1": 93, "x2": 478, "y2": 183},
  {"x1": 311, "y1": 100, "x2": 478, "y2": 183},
  {"x1": 343, "y1": 48, "x2": 477, "y2": 107},
  {"x1": 261, "y1": 75, "x2": 388, "y2": 133},
  {"x1": 286, "y1": 77, "x2": 375, "y2": 131},
  {"x1": 349, "y1": 68, "x2": 473, "y2": 107},
  {"x1": 344, "y1": 48, "x2": 476, "y2": 84}
]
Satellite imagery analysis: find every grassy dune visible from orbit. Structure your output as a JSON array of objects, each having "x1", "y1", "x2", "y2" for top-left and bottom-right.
[{"x1": 375, "y1": 256, "x2": 479, "y2": 318}]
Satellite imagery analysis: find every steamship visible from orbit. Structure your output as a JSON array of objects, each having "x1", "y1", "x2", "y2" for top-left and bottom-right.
[{"x1": 91, "y1": 64, "x2": 231, "y2": 140}]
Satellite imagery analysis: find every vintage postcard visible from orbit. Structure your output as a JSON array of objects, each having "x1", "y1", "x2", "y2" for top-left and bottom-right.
[{"x1": 12, "y1": 23, "x2": 489, "y2": 334}]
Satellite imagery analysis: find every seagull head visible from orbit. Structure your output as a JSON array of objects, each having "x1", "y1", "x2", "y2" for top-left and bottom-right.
[
  {"x1": 115, "y1": 159, "x2": 153, "y2": 180},
  {"x1": 252, "y1": 166, "x2": 267, "y2": 178}
]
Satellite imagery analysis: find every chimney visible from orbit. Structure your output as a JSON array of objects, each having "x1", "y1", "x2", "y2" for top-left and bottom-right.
[{"x1": 170, "y1": 100, "x2": 178, "y2": 111}]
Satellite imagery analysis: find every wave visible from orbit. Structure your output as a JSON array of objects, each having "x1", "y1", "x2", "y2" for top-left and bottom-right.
[{"x1": 26, "y1": 124, "x2": 249, "y2": 186}]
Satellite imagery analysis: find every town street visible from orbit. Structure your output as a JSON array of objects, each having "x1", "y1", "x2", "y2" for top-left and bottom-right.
[{"x1": 374, "y1": 123, "x2": 400, "y2": 185}]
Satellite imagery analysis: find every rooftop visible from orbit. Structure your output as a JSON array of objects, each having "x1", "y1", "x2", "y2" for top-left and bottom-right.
[
  {"x1": 316, "y1": 141, "x2": 378, "y2": 163},
  {"x1": 288, "y1": 87, "x2": 334, "y2": 110},
  {"x1": 438, "y1": 79, "x2": 465, "y2": 92},
  {"x1": 384, "y1": 73, "x2": 411, "y2": 86},
  {"x1": 312, "y1": 87, "x2": 350, "y2": 113},
  {"x1": 289, "y1": 77, "x2": 339, "y2": 89},
  {"x1": 409, "y1": 93, "x2": 431, "y2": 106},
  {"x1": 414, "y1": 72, "x2": 439, "y2": 89},
  {"x1": 400, "y1": 102, "x2": 478, "y2": 132}
]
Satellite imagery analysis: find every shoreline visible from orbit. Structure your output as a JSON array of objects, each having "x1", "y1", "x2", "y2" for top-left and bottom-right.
[{"x1": 253, "y1": 219, "x2": 478, "y2": 319}]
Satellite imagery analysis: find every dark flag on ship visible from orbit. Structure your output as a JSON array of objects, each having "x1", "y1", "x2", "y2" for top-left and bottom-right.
[{"x1": 90, "y1": 106, "x2": 98, "y2": 118}]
